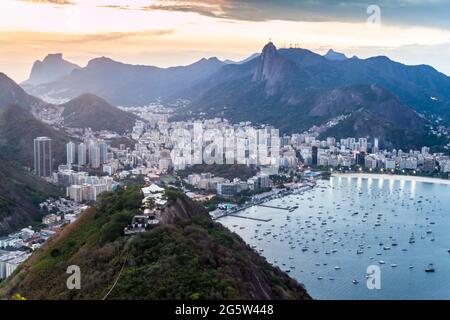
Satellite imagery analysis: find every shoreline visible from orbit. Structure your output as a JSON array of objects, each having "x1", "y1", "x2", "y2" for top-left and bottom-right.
[
  {"x1": 333, "y1": 173, "x2": 450, "y2": 185},
  {"x1": 213, "y1": 182, "x2": 316, "y2": 220}
]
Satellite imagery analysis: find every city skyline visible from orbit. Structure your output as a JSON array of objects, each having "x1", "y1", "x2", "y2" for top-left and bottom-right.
[{"x1": 1, "y1": 0, "x2": 450, "y2": 81}]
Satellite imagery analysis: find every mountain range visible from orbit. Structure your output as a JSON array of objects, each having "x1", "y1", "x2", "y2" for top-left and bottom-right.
[
  {"x1": 25, "y1": 56, "x2": 226, "y2": 106},
  {"x1": 0, "y1": 73, "x2": 137, "y2": 134},
  {"x1": 20, "y1": 44, "x2": 450, "y2": 149}
]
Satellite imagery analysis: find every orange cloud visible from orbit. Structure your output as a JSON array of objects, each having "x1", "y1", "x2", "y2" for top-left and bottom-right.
[{"x1": 19, "y1": 0, "x2": 72, "y2": 3}]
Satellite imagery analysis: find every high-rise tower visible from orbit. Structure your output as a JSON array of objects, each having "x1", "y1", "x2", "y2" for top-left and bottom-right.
[
  {"x1": 78, "y1": 142, "x2": 87, "y2": 166},
  {"x1": 67, "y1": 141, "x2": 77, "y2": 165},
  {"x1": 34, "y1": 137, "x2": 52, "y2": 177}
]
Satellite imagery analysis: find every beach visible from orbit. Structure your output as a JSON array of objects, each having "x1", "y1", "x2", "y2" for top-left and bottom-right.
[{"x1": 333, "y1": 173, "x2": 450, "y2": 185}]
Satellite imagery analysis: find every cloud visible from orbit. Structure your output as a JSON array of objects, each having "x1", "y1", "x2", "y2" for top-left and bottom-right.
[
  {"x1": 19, "y1": 0, "x2": 72, "y2": 4},
  {"x1": 140, "y1": 0, "x2": 450, "y2": 29},
  {"x1": 19, "y1": 0, "x2": 450, "y2": 29},
  {"x1": 98, "y1": 5, "x2": 130, "y2": 10},
  {"x1": 66, "y1": 29, "x2": 175, "y2": 43},
  {"x1": 8, "y1": 29, "x2": 175, "y2": 45},
  {"x1": 0, "y1": 28, "x2": 177, "y2": 81}
]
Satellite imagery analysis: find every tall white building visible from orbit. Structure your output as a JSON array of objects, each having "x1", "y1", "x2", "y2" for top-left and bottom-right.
[
  {"x1": 98, "y1": 140, "x2": 108, "y2": 164},
  {"x1": 78, "y1": 143, "x2": 87, "y2": 166},
  {"x1": 66, "y1": 142, "x2": 77, "y2": 165},
  {"x1": 373, "y1": 138, "x2": 379, "y2": 153},
  {"x1": 34, "y1": 137, "x2": 52, "y2": 177},
  {"x1": 89, "y1": 141, "x2": 101, "y2": 168}
]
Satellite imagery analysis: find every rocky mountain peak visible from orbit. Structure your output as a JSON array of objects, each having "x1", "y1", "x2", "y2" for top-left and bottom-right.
[
  {"x1": 252, "y1": 41, "x2": 281, "y2": 82},
  {"x1": 23, "y1": 53, "x2": 80, "y2": 86},
  {"x1": 42, "y1": 53, "x2": 64, "y2": 62},
  {"x1": 324, "y1": 49, "x2": 348, "y2": 61}
]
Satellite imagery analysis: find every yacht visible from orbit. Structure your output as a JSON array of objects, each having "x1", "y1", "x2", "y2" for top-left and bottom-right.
[{"x1": 425, "y1": 263, "x2": 435, "y2": 273}]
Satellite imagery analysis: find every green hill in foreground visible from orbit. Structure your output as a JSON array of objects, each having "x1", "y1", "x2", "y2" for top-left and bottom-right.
[
  {"x1": 0, "y1": 156, "x2": 61, "y2": 236},
  {"x1": 0, "y1": 186, "x2": 310, "y2": 300}
]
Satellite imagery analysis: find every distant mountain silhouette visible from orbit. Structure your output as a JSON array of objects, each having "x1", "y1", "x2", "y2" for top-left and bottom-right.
[
  {"x1": 224, "y1": 53, "x2": 260, "y2": 64},
  {"x1": 324, "y1": 49, "x2": 348, "y2": 61},
  {"x1": 25, "y1": 56, "x2": 226, "y2": 106},
  {"x1": 22, "y1": 53, "x2": 80, "y2": 86}
]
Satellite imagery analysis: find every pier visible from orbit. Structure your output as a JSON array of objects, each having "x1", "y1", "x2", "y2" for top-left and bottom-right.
[
  {"x1": 227, "y1": 214, "x2": 272, "y2": 222},
  {"x1": 212, "y1": 181, "x2": 315, "y2": 222},
  {"x1": 256, "y1": 204, "x2": 290, "y2": 210}
]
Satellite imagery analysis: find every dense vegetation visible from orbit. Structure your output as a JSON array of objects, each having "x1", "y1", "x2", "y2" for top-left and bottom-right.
[
  {"x1": 0, "y1": 104, "x2": 70, "y2": 167},
  {"x1": 0, "y1": 186, "x2": 310, "y2": 300},
  {"x1": 0, "y1": 104, "x2": 68, "y2": 235},
  {"x1": 0, "y1": 157, "x2": 61, "y2": 235}
]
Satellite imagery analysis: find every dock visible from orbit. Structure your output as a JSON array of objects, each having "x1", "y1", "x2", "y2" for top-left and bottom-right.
[
  {"x1": 256, "y1": 204, "x2": 290, "y2": 210},
  {"x1": 227, "y1": 214, "x2": 272, "y2": 222},
  {"x1": 212, "y1": 181, "x2": 315, "y2": 222}
]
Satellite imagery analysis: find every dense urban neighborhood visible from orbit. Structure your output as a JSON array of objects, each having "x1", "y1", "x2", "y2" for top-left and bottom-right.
[{"x1": 2, "y1": 100, "x2": 449, "y2": 281}]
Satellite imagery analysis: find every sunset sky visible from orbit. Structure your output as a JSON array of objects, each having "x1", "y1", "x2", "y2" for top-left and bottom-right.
[{"x1": 1, "y1": 0, "x2": 450, "y2": 82}]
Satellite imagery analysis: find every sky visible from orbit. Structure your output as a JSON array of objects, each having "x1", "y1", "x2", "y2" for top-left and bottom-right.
[{"x1": 1, "y1": 0, "x2": 450, "y2": 82}]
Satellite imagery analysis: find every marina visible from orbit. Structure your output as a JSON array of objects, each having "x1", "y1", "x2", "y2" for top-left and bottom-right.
[
  {"x1": 219, "y1": 175, "x2": 450, "y2": 300},
  {"x1": 212, "y1": 182, "x2": 316, "y2": 220}
]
